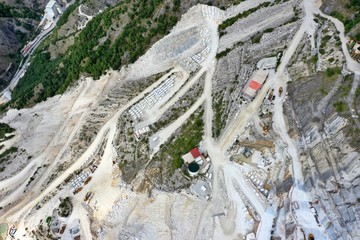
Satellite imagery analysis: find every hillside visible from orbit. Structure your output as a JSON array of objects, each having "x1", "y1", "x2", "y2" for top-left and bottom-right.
[
  {"x1": 321, "y1": 0, "x2": 360, "y2": 39},
  {"x1": 0, "y1": 0, "x2": 359, "y2": 239},
  {"x1": 9, "y1": 0, "x2": 232, "y2": 108},
  {"x1": 0, "y1": 0, "x2": 44, "y2": 88}
]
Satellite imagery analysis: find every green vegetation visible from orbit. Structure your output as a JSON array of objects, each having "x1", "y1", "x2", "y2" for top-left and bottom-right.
[
  {"x1": 356, "y1": 32, "x2": 360, "y2": 41},
  {"x1": 58, "y1": 197, "x2": 72, "y2": 217},
  {"x1": 356, "y1": 85, "x2": 360, "y2": 98},
  {"x1": 333, "y1": 101, "x2": 347, "y2": 112},
  {"x1": 216, "y1": 48, "x2": 232, "y2": 59},
  {"x1": 12, "y1": 52, "x2": 63, "y2": 108},
  {"x1": 12, "y1": 0, "x2": 181, "y2": 108},
  {"x1": 311, "y1": 54, "x2": 318, "y2": 64},
  {"x1": 340, "y1": 83, "x2": 352, "y2": 97},
  {"x1": 57, "y1": 1, "x2": 80, "y2": 27},
  {"x1": 320, "y1": 34, "x2": 332, "y2": 51},
  {"x1": 330, "y1": 1, "x2": 360, "y2": 35},
  {"x1": 219, "y1": 2, "x2": 271, "y2": 32},
  {"x1": 326, "y1": 67, "x2": 341, "y2": 77},
  {"x1": 322, "y1": 35, "x2": 332, "y2": 41},
  {"x1": 156, "y1": 110, "x2": 204, "y2": 172},
  {"x1": 264, "y1": 27, "x2": 274, "y2": 33},
  {"x1": 213, "y1": 96, "x2": 225, "y2": 138},
  {"x1": 319, "y1": 86, "x2": 328, "y2": 95},
  {"x1": 346, "y1": 123, "x2": 360, "y2": 148},
  {"x1": 0, "y1": 224, "x2": 8, "y2": 240},
  {"x1": 22, "y1": 22, "x2": 34, "y2": 31},
  {"x1": 330, "y1": 11, "x2": 346, "y2": 23},
  {"x1": 0, "y1": 2, "x2": 40, "y2": 19},
  {"x1": 216, "y1": 41, "x2": 244, "y2": 59},
  {"x1": 0, "y1": 147, "x2": 18, "y2": 165},
  {"x1": 45, "y1": 216, "x2": 52, "y2": 225},
  {"x1": 251, "y1": 32, "x2": 263, "y2": 43},
  {"x1": 118, "y1": 160, "x2": 127, "y2": 169},
  {"x1": 231, "y1": 0, "x2": 245, "y2": 5},
  {"x1": 0, "y1": 123, "x2": 15, "y2": 140},
  {"x1": 25, "y1": 166, "x2": 41, "y2": 188}
]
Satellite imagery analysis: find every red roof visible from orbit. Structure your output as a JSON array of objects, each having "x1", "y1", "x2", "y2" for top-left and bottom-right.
[
  {"x1": 248, "y1": 80, "x2": 261, "y2": 90},
  {"x1": 190, "y1": 148, "x2": 201, "y2": 158}
]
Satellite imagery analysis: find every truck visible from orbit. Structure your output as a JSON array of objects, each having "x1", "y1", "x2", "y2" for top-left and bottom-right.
[
  {"x1": 279, "y1": 86, "x2": 283, "y2": 96},
  {"x1": 84, "y1": 192, "x2": 94, "y2": 204}
]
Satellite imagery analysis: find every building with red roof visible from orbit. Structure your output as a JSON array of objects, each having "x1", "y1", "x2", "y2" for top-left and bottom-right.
[
  {"x1": 243, "y1": 69, "x2": 269, "y2": 99},
  {"x1": 248, "y1": 80, "x2": 261, "y2": 90},
  {"x1": 182, "y1": 147, "x2": 203, "y2": 164},
  {"x1": 190, "y1": 148, "x2": 201, "y2": 158}
]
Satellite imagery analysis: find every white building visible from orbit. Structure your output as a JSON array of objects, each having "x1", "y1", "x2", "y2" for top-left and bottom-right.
[
  {"x1": 40, "y1": 0, "x2": 61, "y2": 29},
  {"x1": 46, "y1": 0, "x2": 60, "y2": 19}
]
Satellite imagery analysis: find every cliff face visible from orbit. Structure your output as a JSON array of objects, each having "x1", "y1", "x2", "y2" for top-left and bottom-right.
[
  {"x1": 0, "y1": 20, "x2": 17, "y2": 70},
  {"x1": 284, "y1": 18, "x2": 360, "y2": 238},
  {"x1": 0, "y1": 19, "x2": 25, "y2": 71},
  {"x1": 286, "y1": 82, "x2": 360, "y2": 239}
]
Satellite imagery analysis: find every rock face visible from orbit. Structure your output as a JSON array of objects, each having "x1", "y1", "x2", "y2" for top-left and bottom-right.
[
  {"x1": 0, "y1": 20, "x2": 19, "y2": 88},
  {"x1": 0, "y1": 20, "x2": 18, "y2": 59},
  {"x1": 0, "y1": 20, "x2": 16, "y2": 73},
  {"x1": 286, "y1": 81, "x2": 360, "y2": 238},
  {"x1": 212, "y1": 20, "x2": 300, "y2": 137},
  {"x1": 285, "y1": 29, "x2": 360, "y2": 238}
]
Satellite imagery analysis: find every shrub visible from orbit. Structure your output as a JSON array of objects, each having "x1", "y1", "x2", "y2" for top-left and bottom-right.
[
  {"x1": 326, "y1": 67, "x2": 341, "y2": 77},
  {"x1": 333, "y1": 101, "x2": 347, "y2": 112}
]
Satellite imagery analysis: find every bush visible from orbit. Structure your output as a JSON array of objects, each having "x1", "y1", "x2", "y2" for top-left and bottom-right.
[
  {"x1": 322, "y1": 35, "x2": 332, "y2": 41},
  {"x1": 330, "y1": 11, "x2": 345, "y2": 23},
  {"x1": 264, "y1": 28, "x2": 274, "y2": 33},
  {"x1": 219, "y1": 2, "x2": 271, "y2": 30},
  {"x1": 0, "y1": 123, "x2": 15, "y2": 139},
  {"x1": 213, "y1": 96, "x2": 224, "y2": 138},
  {"x1": 319, "y1": 86, "x2": 327, "y2": 95},
  {"x1": 251, "y1": 32, "x2": 263, "y2": 43},
  {"x1": 311, "y1": 54, "x2": 318, "y2": 64},
  {"x1": 58, "y1": 197, "x2": 72, "y2": 217},
  {"x1": 333, "y1": 101, "x2": 347, "y2": 112},
  {"x1": 326, "y1": 67, "x2": 341, "y2": 77},
  {"x1": 216, "y1": 48, "x2": 231, "y2": 59},
  {"x1": 0, "y1": 147, "x2": 18, "y2": 164}
]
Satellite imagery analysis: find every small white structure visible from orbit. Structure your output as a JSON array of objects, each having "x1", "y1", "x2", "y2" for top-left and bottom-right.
[
  {"x1": 256, "y1": 56, "x2": 277, "y2": 70},
  {"x1": 134, "y1": 125, "x2": 150, "y2": 140},
  {"x1": 46, "y1": 0, "x2": 60, "y2": 19},
  {"x1": 182, "y1": 152, "x2": 194, "y2": 164},
  {"x1": 246, "y1": 232, "x2": 256, "y2": 240},
  {"x1": 40, "y1": 0, "x2": 61, "y2": 29}
]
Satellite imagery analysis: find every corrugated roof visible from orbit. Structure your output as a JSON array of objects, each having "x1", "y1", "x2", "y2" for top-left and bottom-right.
[
  {"x1": 182, "y1": 152, "x2": 194, "y2": 164},
  {"x1": 190, "y1": 148, "x2": 201, "y2": 158},
  {"x1": 244, "y1": 87, "x2": 257, "y2": 97},
  {"x1": 253, "y1": 70, "x2": 268, "y2": 84},
  {"x1": 249, "y1": 80, "x2": 261, "y2": 90}
]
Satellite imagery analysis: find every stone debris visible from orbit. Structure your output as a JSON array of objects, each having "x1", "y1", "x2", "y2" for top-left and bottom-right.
[{"x1": 128, "y1": 74, "x2": 176, "y2": 120}]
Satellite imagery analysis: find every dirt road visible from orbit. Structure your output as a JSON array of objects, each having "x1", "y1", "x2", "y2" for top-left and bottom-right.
[{"x1": 0, "y1": 66, "x2": 187, "y2": 223}]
